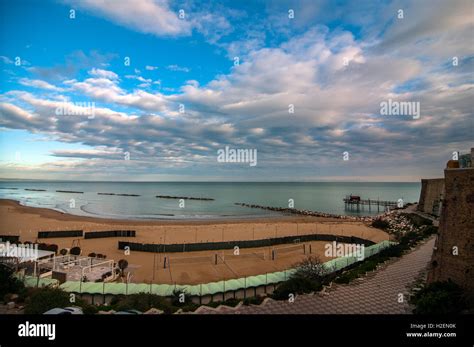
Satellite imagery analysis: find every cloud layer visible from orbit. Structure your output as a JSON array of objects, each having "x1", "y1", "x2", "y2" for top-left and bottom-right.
[{"x1": 0, "y1": 0, "x2": 473, "y2": 180}]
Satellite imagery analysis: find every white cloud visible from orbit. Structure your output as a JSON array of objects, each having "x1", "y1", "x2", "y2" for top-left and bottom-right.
[
  {"x1": 1, "y1": 1, "x2": 472, "y2": 180},
  {"x1": 63, "y1": 0, "x2": 191, "y2": 36},
  {"x1": 166, "y1": 64, "x2": 190, "y2": 72},
  {"x1": 18, "y1": 78, "x2": 64, "y2": 92},
  {"x1": 0, "y1": 56, "x2": 14, "y2": 64},
  {"x1": 89, "y1": 68, "x2": 119, "y2": 80}
]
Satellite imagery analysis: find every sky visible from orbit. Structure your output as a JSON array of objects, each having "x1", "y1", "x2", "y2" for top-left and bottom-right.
[{"x1": 0, "y1": 0, "x2": 472, "y2": 182}]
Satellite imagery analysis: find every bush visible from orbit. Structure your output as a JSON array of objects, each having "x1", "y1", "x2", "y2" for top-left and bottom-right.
[
  {"x1": 271, "y1": 276, "x2": 322, "y2": 300},
  {"x1": 371, "y1": 219, "x2": 389, "y2": 230},
  {"x1": 171, "y1": 289, "x2": 192, "y2": 307},
  {"x1": 402, "y1": 213, "x2": 433, "y2": 228},
  {"x1": 410, "y1": 281, "x2": 466, "y2": 314},
  {"x1": 79, "y1": 303, "x2": 98, "y2": 314},
  {"x1": 113, "y1": 293, "x2": 174, "y2": 314},
  {"x1": 0, "y1": 264, "x2": 26, "y2": 303},
  {"x1": 293, "y1": 256, "x2": 327, "y2": 282},
  {"x1": 243, "y1": 296, "x2": 264, "y2": 306},
  {"x1": 46, "y1": 244, "x2": 58, "y2": 254},
  {"x1": 400, "y1": 231, "x2": 423, "y2": 247},
  {"x1": 70, "y1": 247, "x2": 81, "y2": 256},
  {"x1": 118, "y1": 259, "x2": 128, "y2": 276},
  {"x1": 422, "y1": 225, "x2": 438, "y2": 237},
  {"x1": 24, "y1": 288, "x2": 71, "y2": 314},
  {"x1": 335, "y1": 257, "x2": 384, "y2": 284}
]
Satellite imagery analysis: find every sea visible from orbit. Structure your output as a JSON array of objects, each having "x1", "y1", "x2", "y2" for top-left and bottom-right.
[{"x1": 0, "y1": 181, "x2": 421, "y2": 220}]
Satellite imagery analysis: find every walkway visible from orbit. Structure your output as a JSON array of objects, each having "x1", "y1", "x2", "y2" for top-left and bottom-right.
[{"x1": 195, "y1": 237, "x2": 435, "y2": 314}]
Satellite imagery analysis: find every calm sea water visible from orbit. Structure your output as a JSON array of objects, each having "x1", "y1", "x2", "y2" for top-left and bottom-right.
[{"x1": 0, "y1": 181, "x2": 420, "y2": 220}]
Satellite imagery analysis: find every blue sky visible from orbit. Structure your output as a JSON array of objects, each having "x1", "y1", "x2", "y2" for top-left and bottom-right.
[{"x1": 0, "y1": 0, "x2": 472, "y2": 181}]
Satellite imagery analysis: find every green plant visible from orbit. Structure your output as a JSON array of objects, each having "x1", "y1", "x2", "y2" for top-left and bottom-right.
[
  {"x1": 271, "y1": 276, "x2": 322, "y2": 300},
  {"x1": 422, "y1": 225, "x2": 438, "y2": 237},
  {"x1": 410, "y1": 281, "x2": 466, "y2": 314},
  {"x1": 171, "y1": 289, "x2": 192, "y2": 307},
  {"x1": 118, "y1": 259, "x2": 128, "y2": 277},
  {"x1": 24, "y1": 288, "x2": 71, "y2": 314},
  {"x1": 0, "y1": 264, "x2": 26, "y2": 303},
  {"x1": 293, "y1": 256, "x2": 327, "y2": 282},
  {"x1": 70, "y1": 247, "x2": 81, "y2": 256},
  {"x1": 401, "y1": 213, "x2": 433, "y2": 228},
  {"x1": 371, "y1": 219, "x2": 389, "y2": 230},
  {"x1": 243, "y1": 296, "x2": 264, "y2": 306},
  {"x1": 113, "y1": 293, "x2": 174, "y2": 314}
]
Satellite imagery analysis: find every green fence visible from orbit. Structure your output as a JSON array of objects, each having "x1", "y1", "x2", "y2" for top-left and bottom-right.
[{"x1": 43, "y1": 240, "x2": 394, "y2": 297}]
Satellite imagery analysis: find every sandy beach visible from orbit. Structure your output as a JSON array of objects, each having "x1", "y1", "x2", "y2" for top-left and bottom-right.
[{"x1": 0, "y1": 199, "x2": 389, "y2": 284}]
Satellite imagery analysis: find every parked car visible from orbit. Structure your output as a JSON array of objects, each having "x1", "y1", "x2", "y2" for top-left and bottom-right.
[{"x1": 44, "y1": 307, "x2": 83, "y2": 315}]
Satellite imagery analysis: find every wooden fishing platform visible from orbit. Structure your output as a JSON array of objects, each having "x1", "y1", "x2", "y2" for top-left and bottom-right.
[{"x1": 343, "y1": 195, "x2": 400, "y2": 212}]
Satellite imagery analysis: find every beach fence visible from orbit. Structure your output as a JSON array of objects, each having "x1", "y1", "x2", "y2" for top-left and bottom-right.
[
  {"x1": 84, "y1": 230, "x2": 136, "y2": 239},
  {"x1": 0, "y1": 235, "x2": 20, "y2": 243},
  {"x1": 117, "y1": 234, "x2": 375, "y2": 254},
  {"x1": 38, "y1": 230, "x2": 83, "y2": 239}
]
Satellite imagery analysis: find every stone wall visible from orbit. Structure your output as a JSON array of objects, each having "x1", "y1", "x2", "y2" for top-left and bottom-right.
[
  {"x1": 428, "y1": 167, "x2": 474, "y2": 303},
  {"x1": 417, "y1": 178, "x2": 445, "y2": 216}
]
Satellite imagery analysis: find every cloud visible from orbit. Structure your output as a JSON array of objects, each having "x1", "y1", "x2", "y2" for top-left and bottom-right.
[
  {"x1": 18, "y1": 78, "x2": 64, "y2": 92},
  {"x1": 89, "y1": 68, "x2": 119, "y2": 80},
  {"x1": 1, "y1": 1, "x2": 472, "y2": 180},
  {"x1": 63, "y1": 0, "x2": 191, "y2": 36},
  {"x1": 0, "y1": 56, "x2": 14, "y2": 64},
  {"x1": 166, "y1": 64, "x2": 190, "y2": 72},
  {"x1": 28, "y1": 50, "x2": 116, "y2": 81},
  {"x1": 145, "y1": 65, "x2": 159, "y2": 71}
]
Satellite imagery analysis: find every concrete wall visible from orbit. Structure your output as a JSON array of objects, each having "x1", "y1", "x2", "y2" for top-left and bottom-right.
[
  {"x1": 417, "y1": 178, "x2": 445, "y2": 216},
  {"x1": 428, "y1": 166, "x2": 474, "y2": 304},
  {"x1": 75, "y1": 284, "x2": 278, "y2": 306}
]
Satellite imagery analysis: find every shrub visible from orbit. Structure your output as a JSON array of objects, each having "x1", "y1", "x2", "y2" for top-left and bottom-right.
[
  {"x1": 371, "y1": 219, "x2": 389, "y2": 230},
  {"x1": 243, "y1": 296, "x2": 264, "y2": 306},
  {"x1": 402, "y1": 213, "x2": 433, "y2": 228},
  {"x1": 410, "y1": 281, "x2": 466, "y2": 314},
  {"x1": 422, "y1": 225, "x2": 438, "y2": 237},
  {"x1": 59, "y1": 248, "x2": 68, "y2": 256},
  {"x1": 271, "y1": 276, "x2": 322, "y2": 300},
  {"x1": 0, "y1": 264, "x2": 26, "y2": 303},
  {"x1": 113, "y1": 293, "x2": 174, "y2": 314},
  {"x1": 293, "y1": 256, "x2": 327, "y2": 282},
  {"x1": 400, "y1": 231, "x2": 423, "y2": 247},
  {"x1": 46, "y1": 244, "x2": 58, "y2": 254},
  {"x1": 171, "y1": 289, "x2": 192, "y2": 307},
  {"x1": 118, "y1": 259, "x2": 128, "y2": 277},
  {"x1": 24, "y1": 288, "x2": 71, "y2": 314},
  {"x1": 70, "y1": 247, "x2": 81, "y2": 256},
  {"x1": 79, "y1": 302, "x2": 98, "y2": 314},
  {"x1": 221, "y1": 298, "x2": 241, "y2": 307}
]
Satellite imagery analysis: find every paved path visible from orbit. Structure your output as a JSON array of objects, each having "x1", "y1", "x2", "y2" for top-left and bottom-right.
[{"x1": 196, "y1": 237, "x2": 435, "y2": 314}]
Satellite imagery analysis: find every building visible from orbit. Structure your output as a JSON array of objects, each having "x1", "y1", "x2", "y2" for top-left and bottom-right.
[
  {"x1": 417, "y1": 178, "x2": 445, "y2": 216},
  {"x1": 428, "y1": 148, "x2": 474, "y2": 304}
]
